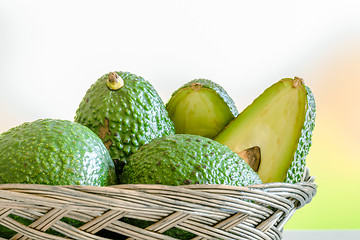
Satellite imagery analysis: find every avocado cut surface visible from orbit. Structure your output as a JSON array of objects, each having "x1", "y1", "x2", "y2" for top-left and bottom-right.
[
  {"x1": 74, "y1": 71, "x2": 175, "y2": 173},
  {"x1": 119, "y1": 134, "x2": 262, "y2": 186},
  {"x1": 0, "y1": 119, "x2": 117, "y2": 186},
  {"x1": 215, "y1": 77, "x2": 311, "y2": 183},
  {"x1": 166, "y1": 79, "x2": 238, "y2": 138}
]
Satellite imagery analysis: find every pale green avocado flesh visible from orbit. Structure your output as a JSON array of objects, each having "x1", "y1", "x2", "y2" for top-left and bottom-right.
[
  {"x1": 167, "y1": 87, "x2": 234, "y2": 138},
  {"x1": 215, "y1": 78, "x2": 307, "y2": 183},
  {"x1": 166, "y1": 79, "x2": 238, "y2": 139}
]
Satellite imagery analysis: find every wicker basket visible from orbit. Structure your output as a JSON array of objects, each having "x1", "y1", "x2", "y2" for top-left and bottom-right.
[{"x1": 0, "y1": 168, "x2": 316, "y2": 240}]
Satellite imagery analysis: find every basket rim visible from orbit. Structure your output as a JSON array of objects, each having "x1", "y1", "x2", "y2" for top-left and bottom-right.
[{"x1": 0, "y1": 170, "x2": 317, "y2": 240}]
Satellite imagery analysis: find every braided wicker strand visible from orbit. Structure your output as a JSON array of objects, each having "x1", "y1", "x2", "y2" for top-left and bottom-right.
[{"x1": 0, "y1": 168, "x2": 316, "y2": 240}]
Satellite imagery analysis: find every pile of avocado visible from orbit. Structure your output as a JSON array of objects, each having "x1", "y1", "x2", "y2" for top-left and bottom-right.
[{"x1": 0, "y1": 71, "x2": 316, "y2": 238}]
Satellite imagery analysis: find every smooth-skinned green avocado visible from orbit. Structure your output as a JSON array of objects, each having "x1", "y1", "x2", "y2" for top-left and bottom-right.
[
  {"x1": 0, "y1": 118, "x2": 117, "y2": 186},
  {"x1": 74, "y1": 71, "x2": 175, "y2": 173},
  {"x1": 119, "y1": 134, "x2": 262, "y2": 186},
  {"x1": 215, "y1": 77, "x2": 316, "y2": 183},
  {"x1": 166, "y1": 79, "x2": 238, "y2": 138}
]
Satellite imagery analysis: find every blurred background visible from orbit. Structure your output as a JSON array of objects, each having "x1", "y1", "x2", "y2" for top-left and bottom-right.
[{"x1": 0, "y1": 0, "x2": 359, "y2": 230}]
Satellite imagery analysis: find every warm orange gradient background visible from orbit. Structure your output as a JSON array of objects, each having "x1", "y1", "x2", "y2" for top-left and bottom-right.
[
  {"x1": 1, "y1": 0, "x2": 359, "y2": 230},
  {"x1": 285, "y1": 39, "x2": 360, "y2": 229}
]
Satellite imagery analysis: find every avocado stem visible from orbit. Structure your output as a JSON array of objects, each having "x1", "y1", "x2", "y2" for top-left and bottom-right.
[
  {"x1": 238, "y1": 146, "x2": 261, "y2": 172},
  {"x1": 293, "y1": 76, "x2": 304, "y2": 88},
  {"x1": 190, "y1": 83, "x2": 203, "y2": 91},
  {"x1": 107, "y1": 72, "x2": 124, "y2": 90}
]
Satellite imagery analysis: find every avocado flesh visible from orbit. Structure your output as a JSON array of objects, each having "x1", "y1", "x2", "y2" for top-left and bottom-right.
[
  {"x1": 166, "y1": 79, "x2": 238, "y2": 139},
  {"x1": 215, "y1": 78, "x2": 307, "y2": 183},
  {"x1": 166, "y1": 88, "x2": 234, "y2": 138}
]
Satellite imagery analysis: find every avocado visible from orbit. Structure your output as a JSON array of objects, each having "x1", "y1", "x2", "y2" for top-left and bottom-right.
[
  {"x1": 74, "y1": 71, "x2": 175, "y2": 173},
  {"x1": 215, "y1": 77, "x2": 316, "y2": 183},
  {"x1": 0, "y1": 119, "x2": 117, "y2": 238},
  {"x1": 119, "y1": 134, "x2": 262, "y2": 186},
  {"x1": 0, "y1": 118, "x2": 117, "y2": 186},
  {"x1": 166, "y1": 79, "x2": 238, "y2": 138},
  {"x1": 119, "y1": 133, "x2": 261, "y2": 239}
]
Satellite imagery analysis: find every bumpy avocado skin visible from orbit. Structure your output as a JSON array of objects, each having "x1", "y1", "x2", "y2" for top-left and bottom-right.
[
  {"x1": 119, "y1": 134, "x2": 261, "y2": 239},
  {"x1": 119, "y1": 134, "x2": 262, "y2": 186},
  {"x1": 0, "y1": 119, "x2": 117, "y2": 186},
  {"x1": 167, "y1": 78, "x2": 239, "y2": 117},
  {"x1": 74, "y1": 71, "x2": 175, "y2": 173},
  {"x1": 285, "y1": 86, "x2": 316, "y2": 183}
]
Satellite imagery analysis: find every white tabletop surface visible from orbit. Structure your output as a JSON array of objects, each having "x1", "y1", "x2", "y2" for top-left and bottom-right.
[{"x1": 283, "y1": 230, "x2": 360, "y2": 240}]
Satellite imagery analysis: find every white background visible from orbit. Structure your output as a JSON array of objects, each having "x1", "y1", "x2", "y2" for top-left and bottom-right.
[{"x1": 1, "y1": 0, "x2": 359, "y2": 131}]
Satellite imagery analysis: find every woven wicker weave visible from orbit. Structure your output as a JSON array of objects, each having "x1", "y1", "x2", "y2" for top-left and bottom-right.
[{"x1": 0, "y1": 168, "x2": 316, "y2": 240}]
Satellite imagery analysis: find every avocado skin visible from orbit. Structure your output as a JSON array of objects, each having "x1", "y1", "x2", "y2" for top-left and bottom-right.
[
  {"x1": 74, "y1": 71, "x2": 175, "y2": 173},
  {"x1": 167, "y1": 78, "x2": 239, "y2": 118},
  {"x1": 0, "y1": 119, "x2": 117, "y2": 186},
  {"x1": 119, "y1": 134, "x2": 262, "y2": 186},
  {"x1": 119, "y1": 134, "x2": 261, "y2": 239},
  {"x1": 285, "y1": 86, "x2": 316, "y2": 183}
]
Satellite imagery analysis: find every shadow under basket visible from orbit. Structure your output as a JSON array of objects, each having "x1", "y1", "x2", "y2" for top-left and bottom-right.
[{"x1": 0, "y1": 168, "x2": 317, "y2": 240}]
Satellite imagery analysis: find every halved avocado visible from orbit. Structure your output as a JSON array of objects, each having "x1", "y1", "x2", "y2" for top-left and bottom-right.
[
  {"x1": 215, "y1": 77, "x2": 315, "y2": 183},
  {"x1": 166, "y1": 79, "x2": 238, "y2": 138}
]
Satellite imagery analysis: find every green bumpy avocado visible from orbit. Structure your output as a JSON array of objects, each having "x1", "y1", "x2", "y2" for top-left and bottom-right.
[
  {"x1": 215, "y1": 77, "x2": 316, "y2": 183},
  {"x1": 0, "y1": 118, "x2": 117, "y2": 186},
  {"x1": 119, "y1": 134, "x2": 262, "y2": 186},
  {"x1": 119, "y1": 134, "x2": 262, "y2": 239},
  {"x1": 166, "y1": 79, "x2": 238, "y2": 138},
  {"x1": 74, "y1": 71, "x2": 175, "y2": 173}
]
